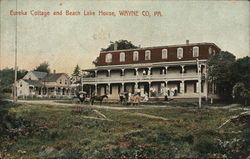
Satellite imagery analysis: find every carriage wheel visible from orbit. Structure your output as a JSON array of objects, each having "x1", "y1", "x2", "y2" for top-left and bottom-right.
[{"x1": 72, "y1": 98, "x2": 80, "y2": 104}]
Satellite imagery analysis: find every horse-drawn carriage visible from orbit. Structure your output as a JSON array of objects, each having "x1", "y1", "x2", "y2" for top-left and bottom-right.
[
  {"x1": 72, "y1": 91, "x2": 108, "y2": 105},
  {"x1": 72, "y1": 91, "x2": 88, "y2": 104}
]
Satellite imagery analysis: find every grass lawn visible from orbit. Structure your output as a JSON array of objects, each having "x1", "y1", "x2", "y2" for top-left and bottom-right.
[{"x1": 0, "y1": 101, "x2": 249, "y2": 159}]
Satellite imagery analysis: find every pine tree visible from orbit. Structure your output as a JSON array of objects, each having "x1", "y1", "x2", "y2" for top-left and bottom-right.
[{"x1": 72, "y1": 65, "x2": 81, "y2": 83}]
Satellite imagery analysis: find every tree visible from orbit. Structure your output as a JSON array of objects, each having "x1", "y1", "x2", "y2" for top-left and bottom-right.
[
  {"x1": 0, "y1": 68, "x2": 27, "y2": 93},
  {"x1": 231, "y1": 56, "x2": 250, "y2": 106},
  {"x1": 92, "y1": 40, "x2": 139, "y2": 66},
  {"x1": 208, "y1": 51, "x2": 236, "y2": 102},
  {"x1": 233, "y1": 82, "x2": 250, "y2": 106},
  {"x1": 101, "y1": 40, "x2": 139, "y2": 51},
  {"x1": 34, "y1": 61, "x2": 50, "y2": 73},
  {"x1": 72, "y1": 65, "x2": 80, "y2": 77},
  {"x1": 234, "y1": 56, "x2": 250, "y2": 90},
  {"x1": 71, "y1": 65, "x2": 81, "y2": 83}
]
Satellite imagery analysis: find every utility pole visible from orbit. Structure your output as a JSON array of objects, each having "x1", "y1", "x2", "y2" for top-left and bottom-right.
[
  {"x1": 0, "y1": 0, "x2": 2, "y2": 70},
  {"x1": 196, "y1": 58, "x2": 201, "y2": 108},
  {"x1": 80, "y1": 71, "x2": 83, "y2": 91},
  {"x1": 13, "y1": 0, "x2": 18, "y2": 102}
]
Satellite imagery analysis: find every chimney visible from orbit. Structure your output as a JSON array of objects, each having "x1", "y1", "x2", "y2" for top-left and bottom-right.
[
  {"x1": 53, "y1": 70, "x2": 56, "y2": 74},
  {"x1": 114, "y1": 42, "x2": 118, "y2": 50},
  {"x1": 186, "y1": 40, "x2": 189, "y2": 45}
]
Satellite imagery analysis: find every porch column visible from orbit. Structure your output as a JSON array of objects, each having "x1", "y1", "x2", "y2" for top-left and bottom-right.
[
  {"x1": 165, "y1": 81, "x2": 168, "y2": 87},
  {"x1": 95, "y1": 84, "x2": 97, "y2": 95},
  {"x1": 54, "y1": 87, "x2": 57, "y2": 95},
  {"x1": 149, "y1": 82, "x2": 152, "y2": 97},
  {"x1": 196, "y1": 82, "x2": 199, "y2": 93},
  {"x1": 135, "y1": 82, "x2": 138, "y2": 88},
  {"x1": 108, "y1": 70, "x2": 111, "y2": 77},
  {"x1": 148, "y1": 67, "x2": 151, "y2": 75},
  {"x1": 40, "y1": 87, "x2": 42, "y2": 95},
  {"x1": 107, "y1": 83, "x2": 110, "y2": 95},
  {"x1": 180, "y1": 80, "x2": 185, "y2": 94},
  {"x1": 204, "y1": 81, "x2": 208, "y2": 101},
  {"x1": 95, "y1": 70, "x2": 98, "y2": 77},
  {"x1": 165, "y1": 66, "x2": 168, "y2": 74},
  {"x1": 46, "y1": 87, "x2": 48, "y2": 96},
  {"x1": 204, "y1": 64, "x2": 208, "y2": 101},
  {"x1": 134, "y1": 82, "x2": 138, "y2": 94},
  {"x1": 89, "y1": 85, "x2": 92, "y2": 96},
  {"x1": 69, "y1": 88, "x2": 72, "y2": 96},
  {"x1": 181, "y1": 65, "x2": 185, "y2": 75},
  {"x1": 135, "y1": 68, "x2": 138, "y2": 76},
  {"x1": 121, "y1": 83, "x2": 124, "y2": 93},
  {"x1": 165, "y1": 81, "x2": 168, "y2": 96},
  {"x1": 121, "y1": 69, "x2": 125, "y2": 76},
  {"x1": 60, "y1": 87, "x2": 63, "y2": 95}
]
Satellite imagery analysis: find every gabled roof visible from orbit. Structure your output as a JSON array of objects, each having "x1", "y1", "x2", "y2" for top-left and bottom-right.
[
  {"x1": 42, "y1": 73, "x2": 66, "y2": 82},
  {"x1": 31, "y1": 71, "x2": 48, "y2": 79},
  {"x1": 23, "y1": 79, "x2": 43, "y2": 87}
]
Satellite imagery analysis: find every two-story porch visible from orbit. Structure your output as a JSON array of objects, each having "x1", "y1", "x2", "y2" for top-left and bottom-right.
[{"x1": 82, "y1": 60, "x2": 209, "y2": 101}]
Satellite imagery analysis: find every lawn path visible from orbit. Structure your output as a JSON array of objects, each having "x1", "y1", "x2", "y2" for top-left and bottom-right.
[{"x1": 17, "y1": 100, "x2": 143, "y2": 110}]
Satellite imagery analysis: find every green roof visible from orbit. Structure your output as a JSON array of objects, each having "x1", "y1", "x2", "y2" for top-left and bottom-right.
[{"x1": 31, "y1": 71, "x2": 47, "y2": 79}]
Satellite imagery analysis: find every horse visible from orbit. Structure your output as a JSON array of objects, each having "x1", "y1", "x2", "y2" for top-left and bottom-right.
[
  {"x1": 90, "y1": 95, "x2": 108, "y2": 105},
  {"x1": 130, "y1": 94, "x2": 140, "y2": 106}
]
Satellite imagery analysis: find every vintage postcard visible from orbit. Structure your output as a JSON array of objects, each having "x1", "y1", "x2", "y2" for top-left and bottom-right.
[{"x1": 0, "y1": 0, "x2": 249, "y2": 158}]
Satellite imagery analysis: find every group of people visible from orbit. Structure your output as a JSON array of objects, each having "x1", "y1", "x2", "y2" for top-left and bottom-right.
[{"x1": 119, "y1": 91, "x2": 148, "y2": 105}]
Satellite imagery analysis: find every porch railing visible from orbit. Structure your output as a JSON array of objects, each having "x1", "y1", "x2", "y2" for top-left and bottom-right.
[{"x1": 82, "y1": 73, "x2": 204, "y2": 83}]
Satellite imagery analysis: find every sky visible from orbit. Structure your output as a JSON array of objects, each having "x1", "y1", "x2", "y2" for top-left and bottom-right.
[{"x1": 0, "y1": 0, "x2": 249, "y2": 74}]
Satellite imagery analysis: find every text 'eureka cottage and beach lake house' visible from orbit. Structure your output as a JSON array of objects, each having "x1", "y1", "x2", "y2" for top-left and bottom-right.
[{"x1": 82, "y1": 41, "x2": 221, "y2": 101}]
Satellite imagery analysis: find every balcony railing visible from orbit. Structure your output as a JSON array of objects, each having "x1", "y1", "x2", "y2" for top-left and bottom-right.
[{"x1": 82, "y1": 73, "x2": 204, "y2": 83}]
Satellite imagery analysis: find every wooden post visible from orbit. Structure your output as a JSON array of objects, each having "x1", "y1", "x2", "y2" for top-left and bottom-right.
[{"x1": 196, "y1": 59, "x2": 202, "y2": 108}]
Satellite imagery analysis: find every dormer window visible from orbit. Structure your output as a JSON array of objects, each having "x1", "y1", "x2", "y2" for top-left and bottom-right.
[
  {"x1": 177, "y1": 48, "x2": 183, "y2": 59},
  {"x1": 162, "y1": 49, "x2": 168, "y2": 59},
  {"x1": 120, "y1": 52, "x2": 125, "y2": 62},
  {"x1": 105, "y1": 53, "x2": 112, "y2": 63},
  {"x1": 193, "y1": 46, "x2": 199, "y2": 57},
  {"x1": 145, "y1": 50, "x2": 151, "y2": 60},
  {"x1": 133, "y1": 51, "x2": 139, "y2": 61}
]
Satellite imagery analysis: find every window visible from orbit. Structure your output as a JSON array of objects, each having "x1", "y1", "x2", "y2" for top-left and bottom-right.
[
  {"x1": 120, "y1": 52, "x2": 125, "y2": 62},
  {"x1": 208, "y1": 47, "x2": 212, "y2": 55},
  {"x1": 177, "y1": 48, "x2": 183, "y2": 59},
  {"x1": 145, "y1": 50, "x2": 151, "y2": 60},
  {"x1": 133, "y1": 51, "x2": 139, "y2": 61},
  {"x1": 162, "y1": 49, "x2": 168, "y2": 59},
  {"x1": 193, "y1": 46, "x2": 199, "y2": 57},
  {"x1": 105, "y1": 53, "x2": 112, "y2": 63},
  {"x1": 60, "y1": 79, "x2": 62, "y2": 84},
  {"x1": 20, "y1": 82, "x2": 22, "y2": 87}
]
